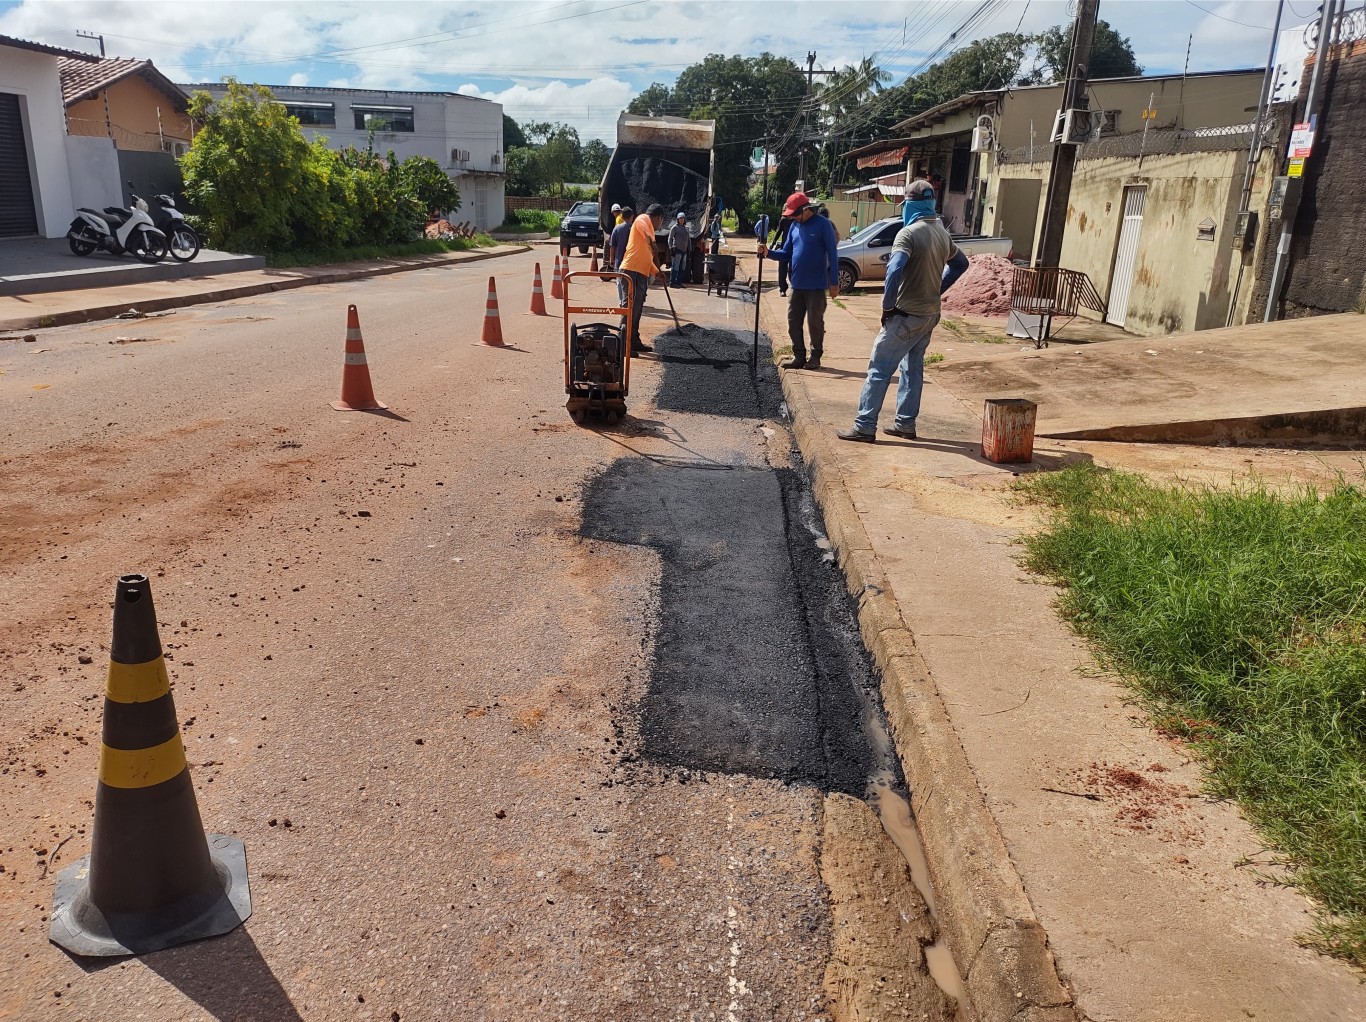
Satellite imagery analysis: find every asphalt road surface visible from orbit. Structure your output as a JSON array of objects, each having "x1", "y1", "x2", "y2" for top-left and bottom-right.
[{"x1": 0, "y1": 250, "x2": 951, "y2": 1021}]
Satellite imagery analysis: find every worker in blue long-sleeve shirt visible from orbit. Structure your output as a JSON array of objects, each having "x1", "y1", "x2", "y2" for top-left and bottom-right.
[
  {"x1": 757, "y1": 191, "x2": 840, "y2": 370},
  {"x1": 838, "y1": 178, "x2": 970, "y2": 442}
]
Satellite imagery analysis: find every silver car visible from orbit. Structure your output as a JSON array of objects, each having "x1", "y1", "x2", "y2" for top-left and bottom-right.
[
  {"x1": 836, "y1": 216, "x2": 1014, "y2": 293},
  {"x1": 836, "y1": 217, "x2": 904, "y2": 294}
]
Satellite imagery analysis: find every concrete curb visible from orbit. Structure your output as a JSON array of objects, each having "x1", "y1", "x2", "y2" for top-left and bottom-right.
[
  {"x1": 759, "y1": 284, "x2": 1078, "y2": 1022},
  {"x1": 0, "y1": 245, "x2": 530, "y2": 331}
]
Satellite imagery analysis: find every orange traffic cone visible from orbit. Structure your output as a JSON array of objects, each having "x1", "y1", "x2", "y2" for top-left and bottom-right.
[
  {"x1": 551, "y1": 255, "x2": 564, "y2": 300},
  {"x1": 589, "y1": 247, "x2": 599, "y2": 272},
  {"x1": 49, "y1": 574, "x2": 251, "y2": 956},
  {"x1": 529, "y1": 262, "x2": 548, "y2": 316},
  {"x1": 480, "y1": 277, "x2": 505, "y2": 347},
  {"x1": 331, "y1": 305, "x2": 387, "y2": 411}
]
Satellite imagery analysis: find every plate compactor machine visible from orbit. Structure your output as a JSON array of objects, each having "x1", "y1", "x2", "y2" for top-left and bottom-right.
[{"x1": 564, "y1": 270, "x2": 634, "y2": 425}]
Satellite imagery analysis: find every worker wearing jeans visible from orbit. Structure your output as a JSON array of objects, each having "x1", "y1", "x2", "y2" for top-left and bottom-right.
[
  {"x1": 839, "y1": 179, "x2": 970, "y2": 442},
  {"x1": 668, "y1": 212, "x2": 690, "y2": 287}
]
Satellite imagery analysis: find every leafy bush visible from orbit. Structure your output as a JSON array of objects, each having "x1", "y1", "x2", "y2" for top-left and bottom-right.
[{"x1": 182, "y1": 79, "x2": 459, "y2": 254}]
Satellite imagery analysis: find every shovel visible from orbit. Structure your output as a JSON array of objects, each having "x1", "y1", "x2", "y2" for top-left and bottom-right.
[{"x1": 659, "y1": 276, "x2": 684, "y2": 332}]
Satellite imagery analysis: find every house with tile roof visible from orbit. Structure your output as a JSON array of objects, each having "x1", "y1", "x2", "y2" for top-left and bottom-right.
[{"x1": 61, "y1": 56, "x2": 192, "y2": 155}]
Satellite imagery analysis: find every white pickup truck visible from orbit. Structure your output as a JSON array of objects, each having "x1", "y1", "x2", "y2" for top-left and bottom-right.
[{"x1": 836, "y1": 216, "x2": 1012, "y2": 293}]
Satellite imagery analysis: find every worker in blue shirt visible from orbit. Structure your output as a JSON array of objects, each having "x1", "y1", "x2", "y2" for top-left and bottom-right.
[
  {"x1": 609, "y1": 206, "x2": 634, "y2": 309},
  {"x1": 757, "y1": 191, "x2": 840, "y2": 370},
  {"x1": 839, "y1": 179, "x2": 970, "y2": 443}
]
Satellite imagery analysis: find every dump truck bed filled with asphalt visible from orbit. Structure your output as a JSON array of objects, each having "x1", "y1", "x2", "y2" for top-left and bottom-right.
[{"x1": 600, "y1": 113, "x2": 716, "y2": 242}]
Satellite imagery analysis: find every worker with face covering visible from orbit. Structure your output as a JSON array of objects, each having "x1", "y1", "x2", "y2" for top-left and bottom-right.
[{"x1": 839, "y1": 179, "x2": 970, "y2": 443}]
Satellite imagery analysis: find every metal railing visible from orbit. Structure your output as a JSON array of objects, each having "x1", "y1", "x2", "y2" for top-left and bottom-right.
[{"x1": 1010, "y1": 266, "x2": 1107, "y2": 318}]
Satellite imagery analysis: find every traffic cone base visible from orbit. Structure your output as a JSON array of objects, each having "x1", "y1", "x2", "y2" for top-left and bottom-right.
[
  {"x1": 50, "y1": 574, "x2": 251, "y2": 957},
  {"x1": 551, "y1": 255, "x2": 564, "y2": 300},
  {"x1": 332, "y1": 305, "x2": 387, "y2": 411}
]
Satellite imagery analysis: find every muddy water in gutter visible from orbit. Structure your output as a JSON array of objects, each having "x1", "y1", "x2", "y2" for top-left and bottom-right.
[{"x1": 795, "y1": 485, "x2": 970, "y2": 1013}]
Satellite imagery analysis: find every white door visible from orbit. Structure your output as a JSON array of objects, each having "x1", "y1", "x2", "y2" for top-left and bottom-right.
[{"x1": 1106, "y1": 185, "x2": 1146, "y2": 328}]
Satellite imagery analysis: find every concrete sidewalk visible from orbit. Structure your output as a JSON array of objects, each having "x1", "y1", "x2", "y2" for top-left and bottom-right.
[
  {"x1": 0, "y1": 244, "x2": 529, "y2": 331},
  {"x1": 741, "y1": 248, "x2": 1366, "y2": 1021}
]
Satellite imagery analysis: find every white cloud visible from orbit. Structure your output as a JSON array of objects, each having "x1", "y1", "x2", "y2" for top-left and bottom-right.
[{"x1": 0, "y1": 0, "x2": 1281, "y2": 141}]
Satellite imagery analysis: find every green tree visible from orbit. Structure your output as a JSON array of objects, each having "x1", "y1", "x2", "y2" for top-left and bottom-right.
[
  {"x1": 502, "y1": 114, "x2": 527, "y2": 151},
  {"x1": 628, "y1": 53, "x2": 807, "y2": 227},
  {"x1": 541, "y1": 125, "x2": 580, "y2": 193},
  {"x1": 578, "y1": 138, "x2": 611, "y2": 183},
  {"x1": 504, "y1": 146, "x2": 542, "y2": 196},
  {"x1": 1028, "y1": 20, "x2": 1143, "y2": 84},
  {"x1": 401, "y1": 155, "x2": 461, "y2": 218},
  {"x1": 182, "y1": 79, "x2": 314, "y2": 252}
]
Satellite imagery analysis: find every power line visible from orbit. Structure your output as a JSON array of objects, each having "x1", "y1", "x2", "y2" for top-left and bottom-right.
[{"x1": 1184, "y1": 0, "x2": 1276, "y2": 30}]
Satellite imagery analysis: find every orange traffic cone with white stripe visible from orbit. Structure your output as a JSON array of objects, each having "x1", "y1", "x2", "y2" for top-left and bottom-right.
[
  {"x1": 529, "y1": 262, "x2": 548, "y2": 316},
  {"x1": 49, "y1": 574, "x2": 251, "y2": 956},
  {"x1": 480, "y1": 277, "x2": 505, "y2": 347},
  {"x1": 589, "y1": 247, "x2": 599, "y2": 272},
  {"x1": 551, "y1": 254, "x2": 564, "y2": 300},
  {"x1": 331, "y1": 305, "x2": 387, "y2": 411}
]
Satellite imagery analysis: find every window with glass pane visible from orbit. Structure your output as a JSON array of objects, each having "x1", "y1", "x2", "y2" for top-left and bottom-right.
[
  {"x1": 284, "y1": 103, "x2": 335, "y2": 127},
  {"x1": 353, "y1": 107, "x2": 415, "y2": 132}
]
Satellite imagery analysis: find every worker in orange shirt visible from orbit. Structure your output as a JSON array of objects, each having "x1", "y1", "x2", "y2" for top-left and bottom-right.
[{"x1": 618, "y1": 202, "x2": 667, "y2": 355}]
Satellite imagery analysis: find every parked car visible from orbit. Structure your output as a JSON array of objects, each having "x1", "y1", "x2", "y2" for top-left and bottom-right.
[
  {"x1": 560, "y1": 201, "x2": 605, "y2": 254},
  {"x1": 836, "y1": 216, "x2": 1013, "y2": 293}
]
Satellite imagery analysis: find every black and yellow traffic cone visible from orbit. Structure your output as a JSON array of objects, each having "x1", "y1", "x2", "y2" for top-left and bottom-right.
[{"x1": 49, "y1": 574, "x2": 250, "y2": 957}]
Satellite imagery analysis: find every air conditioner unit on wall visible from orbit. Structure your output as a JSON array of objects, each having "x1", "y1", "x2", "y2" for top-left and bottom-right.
[
  {"x1": 450, "y1": 148, "x2": 471, "y2": 164},
  {"x1": 1050, "y1": 108, "x2": 1105, "y2": 145},
  {"x1": 970, "y1": 115, "x2": 994, "y2": 153}
]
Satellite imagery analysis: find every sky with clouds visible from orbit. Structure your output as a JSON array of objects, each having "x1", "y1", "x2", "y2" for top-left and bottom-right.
[{"x1": 0, "y1": 0, "x2": 1314, "y2": 141}]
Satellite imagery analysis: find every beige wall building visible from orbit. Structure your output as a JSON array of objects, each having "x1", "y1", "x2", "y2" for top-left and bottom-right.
[
  {"x1": 60, "y1": 57, "x2": 192, "y2": 154},
  {"x1": 845, "y1": 69, "x2": 1269, "y2": 336}
]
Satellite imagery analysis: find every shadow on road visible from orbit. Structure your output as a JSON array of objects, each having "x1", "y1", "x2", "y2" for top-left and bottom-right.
[{"x1": 139, "y1": 927, "x2": 304, "y2": 1022}]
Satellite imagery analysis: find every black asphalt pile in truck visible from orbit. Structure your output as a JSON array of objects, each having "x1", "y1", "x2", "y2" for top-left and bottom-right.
[{"x1": 600, "y1": 113, "x2": 716, "y2": 276}]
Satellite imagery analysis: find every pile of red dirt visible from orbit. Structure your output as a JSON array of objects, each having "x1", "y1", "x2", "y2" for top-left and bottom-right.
[{"x1": 941, "y1": 253, "x2": 1016, "y2": 317}]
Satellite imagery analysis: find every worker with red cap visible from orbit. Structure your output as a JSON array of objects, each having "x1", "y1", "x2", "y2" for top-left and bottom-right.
[{"x1": 757, "y1": 190, "x2": 840, "y2": 370}]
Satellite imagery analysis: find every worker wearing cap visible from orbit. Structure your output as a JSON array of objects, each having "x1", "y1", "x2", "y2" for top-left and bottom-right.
[
  {"x1": 611, "y1": 203, "x2": 625, "y2": 227},
  {"x1": 619, "y1": 203, "x2": 668, "y2": 354},
  {"x1": 838, "y1": 179, "x2": 970, "y2": 443},
  {"x1": 757, "y1": 191, "x2": 840, "y2": 370},
  {"x1": 668, "y1": 212, "x2": 691, "y2": 288}
]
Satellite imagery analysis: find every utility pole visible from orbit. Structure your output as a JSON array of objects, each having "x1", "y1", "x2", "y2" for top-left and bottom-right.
[
  {"x1": 797, "y1": 51, "x2": 834, "y2": 191},
  {"x1": 762, "y1": 132, "x2": 771, "y2": 206},
  {"x1": 76, "y1": 30, "x2": 105, "y2": 57},
  {"x1": 1033, "y1": 0, "x2": 1099, "y2": 267},
  {"x1": 1264, "y1": 0, "x2": 1340, "y2": 321}
]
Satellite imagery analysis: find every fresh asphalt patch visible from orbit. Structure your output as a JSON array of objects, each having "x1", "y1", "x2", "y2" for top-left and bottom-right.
[{"x1": 581, "y1": 325, "x2": 896, "y2": 795}]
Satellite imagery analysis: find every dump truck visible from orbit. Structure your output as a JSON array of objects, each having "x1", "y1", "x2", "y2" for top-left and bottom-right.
[{"x1": 599, "y1": 113, "x2": 715, "y2": 275}]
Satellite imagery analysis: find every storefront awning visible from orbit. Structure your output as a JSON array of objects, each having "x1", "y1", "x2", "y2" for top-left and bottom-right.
[{"x1": 855, "y1": 146, "x2": 907, "y2": 170}]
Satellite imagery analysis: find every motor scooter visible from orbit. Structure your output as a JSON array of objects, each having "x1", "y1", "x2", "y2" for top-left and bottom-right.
[
  {"x1": 67, "y1": 196, "x2": 167, "y2": 263},
  {"x1": 136, "y1": 182, "x2": 200, "y2": 262}
]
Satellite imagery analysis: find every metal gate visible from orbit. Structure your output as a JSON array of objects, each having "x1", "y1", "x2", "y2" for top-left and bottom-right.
[
  {"x1": 1106, "y1": 185, "x2": 1146, "y2": 328},
  {"x1": 0, "y1": 92, "x2": 39, "y2": 237}
]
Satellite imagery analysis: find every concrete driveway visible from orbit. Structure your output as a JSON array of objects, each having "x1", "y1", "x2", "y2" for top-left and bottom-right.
[{"x1": 0, "y1": 236, "x2": 263, "y2": 297}]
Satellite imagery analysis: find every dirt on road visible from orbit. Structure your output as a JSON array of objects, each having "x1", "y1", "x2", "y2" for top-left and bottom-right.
[{"x1": 0, "y1": 256, "x2": 953, "y2": 1021}]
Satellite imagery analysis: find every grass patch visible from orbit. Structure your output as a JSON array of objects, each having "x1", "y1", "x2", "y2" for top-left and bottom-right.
[
  {"x1": 500, "y1": 208, "x2": 562, "y2": 233},
  {"x1": 265, "y1": 236, "x2": 495, "y2": 268},
  {"x1": 925, "y1": 352, "x2": 945, "y2": 365},
  {"x1": 1019, "y1": 464, "x2": 1366, "y2": 966}
]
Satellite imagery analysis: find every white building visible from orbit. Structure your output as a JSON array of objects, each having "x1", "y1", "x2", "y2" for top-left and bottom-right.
[
  {"x1": 186, "y1": 83, "x2": 505, "y2": 229},
  {"x1": 0, "y1": 35, "x2": 100, "y2": 238}
]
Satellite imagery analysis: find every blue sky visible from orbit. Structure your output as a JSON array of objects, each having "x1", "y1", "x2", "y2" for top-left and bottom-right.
[{"x1": 0, "y1": 0, "x2": 1305, "y2": 141}]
